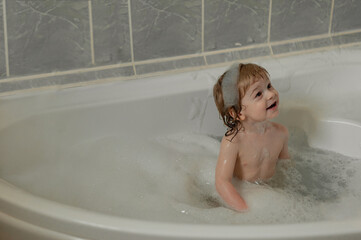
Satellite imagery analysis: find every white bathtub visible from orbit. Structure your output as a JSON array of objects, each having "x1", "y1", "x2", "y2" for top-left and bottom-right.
[{"x1": 1, "y1": 47, "x2": 361, "y2": 240}]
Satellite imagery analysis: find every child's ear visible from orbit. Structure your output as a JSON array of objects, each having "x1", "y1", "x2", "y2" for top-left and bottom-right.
[
  {"x1": 238, "y1": 111, "x2": 246, "y2": 121},
  {"x1": 230, "y1": 108, "x2": 245, "y2": 121},
  {"x1": 238, "y1": 106, "x2": 246, "y2": 121}
]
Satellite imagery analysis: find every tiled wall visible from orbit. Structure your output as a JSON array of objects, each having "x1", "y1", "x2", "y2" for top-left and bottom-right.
[{"x1": 1, "y1": 0, "x2": 361, "y2": 94}]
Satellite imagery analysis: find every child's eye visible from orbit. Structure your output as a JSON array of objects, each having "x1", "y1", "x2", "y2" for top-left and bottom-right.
[
  {"x1": 267, "y1": 83, "x2": 272, "y2": 89},
  {"x1": 255, "y1": 92, "x2": 262, "y2": 98}
]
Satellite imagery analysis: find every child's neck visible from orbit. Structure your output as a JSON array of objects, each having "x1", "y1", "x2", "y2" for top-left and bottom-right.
[{"x1": 242, "y1": 120, "x2": 269, "y2": 135}]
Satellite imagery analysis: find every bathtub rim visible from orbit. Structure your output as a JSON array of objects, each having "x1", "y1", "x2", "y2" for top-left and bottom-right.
[{"x1": 1, "y1": 179, "x2": 361, "y2": 240}]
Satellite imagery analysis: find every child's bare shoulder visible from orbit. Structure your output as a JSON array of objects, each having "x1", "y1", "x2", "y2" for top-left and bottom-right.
[
  {"x1": 270, "y1": 122, "x2": 289, "y2": 136},
  {"x1": 220, "y1": 131, "x2": 242, "y2": 148}
]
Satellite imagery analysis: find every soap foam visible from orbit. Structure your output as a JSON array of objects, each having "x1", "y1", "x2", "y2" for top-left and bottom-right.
[{"x1": 3, "y1": 127, "x2": 361, "y2": 224}]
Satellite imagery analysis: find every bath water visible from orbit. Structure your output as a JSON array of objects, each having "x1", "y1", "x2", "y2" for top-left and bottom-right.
[{"x1": 3, "y1": 127, "x2": 361, "y2": 224}]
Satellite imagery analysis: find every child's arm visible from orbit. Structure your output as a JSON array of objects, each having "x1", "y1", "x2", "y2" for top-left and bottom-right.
[
  {"x1": 215, "y1": 137, "x2": 248, "y2": 212},
  {"x1": 278, "y1": 126, "x2": 290, "y2": 159}
]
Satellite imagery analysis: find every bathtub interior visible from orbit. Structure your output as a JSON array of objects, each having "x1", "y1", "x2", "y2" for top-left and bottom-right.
[{"x1": 1, "y1": 48, "x2": 361, "y2": 238}]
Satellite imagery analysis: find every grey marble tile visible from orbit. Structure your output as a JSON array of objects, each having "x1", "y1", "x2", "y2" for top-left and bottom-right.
[
  {"x1": 204, "y1": 0, "x2": 269, "y2": 51},
  {"x1": 332, "y1": 0, "x2": 361, "y2": 33},
  {"x1": 206, "y1": 46, "x2": 270, "y2": 65},
  {"x1": 0, "y1": 65, "x2": 134, "y2": 93},
  {"x1": 131, "y1": 0, "x2": 202, "y2": 61},
  {"x1": 135, "y1": 56, "x2": 205, "y2": 75},
  {"x1": 332, "y1": 32, "x2": 361, "y2": 45},
  {"x1": 272, "y1": 37, "x2": 332, "y2": 54},
  {"x1": 0, "y1": 1, "x2": 5, "y2": 79},
  {"x1": 92, "y1": 0, "x2": 131, "y2": 65},
  {"x1": 271, "y1": 0, "x2": 331, "y2": 41},
  {"x1": 7, "y1": 0, "x2": 92, "y2": 76},
  {"x1": 46, "y1": 66, "x2": 134, "y2": 85}
]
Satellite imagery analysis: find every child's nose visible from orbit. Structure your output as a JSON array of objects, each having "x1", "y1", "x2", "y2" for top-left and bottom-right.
[{"x1": 267, "y1": 90, "x2": 275, "y2": 99}]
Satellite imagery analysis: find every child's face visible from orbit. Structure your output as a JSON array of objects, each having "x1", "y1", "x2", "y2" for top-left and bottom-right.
[{"x1": 239, "y1": 77, "x2": 279, "y2": 122}]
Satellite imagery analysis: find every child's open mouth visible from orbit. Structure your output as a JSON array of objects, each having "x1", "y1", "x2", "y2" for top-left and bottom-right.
[{"x1": 266, "y1": 101, "x2": 277, "y2": 110}]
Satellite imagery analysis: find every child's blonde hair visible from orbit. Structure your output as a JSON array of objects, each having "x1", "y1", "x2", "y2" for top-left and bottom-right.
[{"x1": 213, "y1": 63, "x2": 270, "y2": 137}]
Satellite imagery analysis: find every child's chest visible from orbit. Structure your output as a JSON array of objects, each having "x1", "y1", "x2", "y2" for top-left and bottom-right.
[{"x1": 237, "y1": 134, "x2": 283, "y2": 167}]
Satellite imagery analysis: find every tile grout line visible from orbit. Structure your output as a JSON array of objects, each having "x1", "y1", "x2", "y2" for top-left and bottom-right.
[
  {"x1": 2, "y1": 0, "x2": 9, "y2": 76},
  {"x1": 329, "y1": 0, "x2": 335, "y2": 35},
  {"x1": 127, "y1": 0, "x2": 136, "y2": 75},
  {"x1": 201, "y1": 0, "x2": 204, "y2": 54},
  {"x1": 201, "y1": 0, "x2": 207, "y2": 65},
  {"x1": 88, "y1": 0, "x2": 95, "y2": 65},
  {"x1": 329, "y1": 0, "x2": 335, "y2": 46},
  {"x1": 271, "y1": 33, "x2": 330, "y2": 46},
  {"x1": 203, "y1": 55, "x2": 208, "y2": 65},
  {"x1": 267, "y1": 0, "x2": 274, "y2": 55},
  {"x1": 332, "y1": 28, "x2": 361, "y2": 36}
]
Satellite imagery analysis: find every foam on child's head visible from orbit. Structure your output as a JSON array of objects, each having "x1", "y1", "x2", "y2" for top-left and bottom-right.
[
  {"x1": 221, "y1": 63, "x2": 270, "y2": 109},
  {"x1": 221, "y1": 63, "x2": 240, "y2": 108}
]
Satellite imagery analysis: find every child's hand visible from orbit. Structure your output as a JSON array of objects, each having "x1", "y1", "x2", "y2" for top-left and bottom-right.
[
  {"x1": 224, "y1": 193, "x2": 249, "y2": 212},
  {"x1": 234, "y1": 202, "x2": 249, "y2": 212}
]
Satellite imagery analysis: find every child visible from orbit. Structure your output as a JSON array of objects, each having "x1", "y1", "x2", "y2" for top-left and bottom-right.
[{"x1": 213, "y1": 63, "x2": 289, "y2": 212}]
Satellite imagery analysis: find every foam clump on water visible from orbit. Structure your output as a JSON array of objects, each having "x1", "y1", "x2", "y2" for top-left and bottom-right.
[{"x1": 4, "y1": 127, "x2": 361, "y2": 224}]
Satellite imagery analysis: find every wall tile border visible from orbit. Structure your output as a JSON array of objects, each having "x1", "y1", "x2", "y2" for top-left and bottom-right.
[
  {"x1": 0, "y1": 65, "x2": 134, "y2": 94},
  {"x1": 332, "y1": 31, "x2": 361, "y2": 45},
  {"x1": 271, "y1": 37, "x2": 332, "y2": 55},
  {"x1": 135, "y1": 56, "x2": 205, "y2": 76},
  {"x1": 205, "y1": 46, "x2": 271, "y2": 65},
  {"x1": 2, "y1": 29, "x2": 361, "y2": 96}
]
